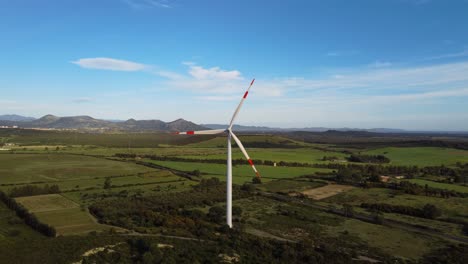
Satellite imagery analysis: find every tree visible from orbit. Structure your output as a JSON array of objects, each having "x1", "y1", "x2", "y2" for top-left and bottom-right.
[
  {"x1": 252, "y1": 177, "x2": 262, "y2": 184},
  {"x1": 371, "y1": 210, "x2": 384, "y2": 225},
  {"x1": 343, "y1": 204, "x2": 354, "y2": 217},
  {"x1": 232, "y1": 206, "x2": 242, "y2": 217},
  {"x1": 241, "y1": 183, "x2": 256, "y2": 193},
  {"x1": 192, "y1": 169, "x2": 201, "y2": 177},
  {"x1": 103, "y1": 177, "x2": 112, "y2": 189},
  {"x1": 208, "y1": 206, "x2": 225, "y2": 223},
  {"x1": 463, "y1": 224, "x2": 468, "y2": 236},
  {"x1": 422, "y1": 204, "x2": 441, "y2": 219}
]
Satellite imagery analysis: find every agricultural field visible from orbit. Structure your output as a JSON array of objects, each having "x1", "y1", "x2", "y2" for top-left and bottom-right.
[
  {"x1": 1, "y1": 130, "x2": 467, "y2": 263},
  {"x1": 363, "y1": 147, "x2": 468, "y2": 166},
  {"x1": 257, "y1": 179, "x2": 327, "y2": 193},
  {"x1": 185, "y1": 134, "x2": 315, "y2": 148},
  {"x1": 15, "y1": 194, "x2": 112, "y2": 235},
  {"x1": 324, "y1": 187, "x2": 468, "y2": 219},
  {"x1": 301, "y1": 184, "x2": 355, "y2": 200},
  {"x1": 0, "y1": 153, "x2": 155, "y2": 185},
  {"x1": 180, "y1": 147, "x2": 348, "y2": 164},
  {"x1": 145, "y1": 159, "x2": 333, "y2": 180},
  {"x1": 408, "y1": 179, "x2": 468, "y2": 193}
]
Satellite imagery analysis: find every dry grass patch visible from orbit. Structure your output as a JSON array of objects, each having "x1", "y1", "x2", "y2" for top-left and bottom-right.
[
  {"x1": 301, "y1": 184, "x2": 354, "y2": 200},
  {"x1": 15, "y1": 194, "x2": 78, "y2": 213}
]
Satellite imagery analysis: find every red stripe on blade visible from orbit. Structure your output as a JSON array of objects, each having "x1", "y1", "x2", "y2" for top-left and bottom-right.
[
  {"x1": 187, "y1": 131, "x2": 195, "y2": 135},
  {"x1": 248, "y1": 159, "x2": 254, "y2": 166},
  {"x1": 243, "y1": 91, "x2": 249, "y2": 98},
  {"x1": 250, "y1": 79, "x2": 255, "y2": 85}
]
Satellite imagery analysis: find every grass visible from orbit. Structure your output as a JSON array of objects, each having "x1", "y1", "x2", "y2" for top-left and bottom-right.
[
  {"x1": 185, "y1": 135, "x2": 314, "y2": 148},
  {"x1": 0, "y1": 170, "x2": 182, "y2": 193},
  {"x1": 15, "y1": 194, "x2": 79, "y2": 213},
  {"x1": 0, "y1": 153, "x2": 157, "y2": 185},
  {"x1": 363, "y1": 147, "x2": 468, "y2": 166},
  {"x1": 0, "y1": 128, "x2": 215, "y2": 147},
  {"x1": 35, "y1": 208, "x2": 111, "y2": 235},
  {"x1": 235, "y1": 196, "x2": 445, "y2": 260},
  {"x1": 63, "y1": 180, "x2": 194, "y2": 204},
  {"x1": 257, "y1": 179, "x2": 327, "y2": 193},
  {"x1": 380, "y1": 212, "x2": 464, "y2": 237},
  {"x1": 324, "y1": 187, "x2": 468, "y2": 219},
  {"x1": 180, "y1": 147, "x2": 348, "y2": 164},
  {"x1": 15, "y1": 194, "x2": 111, "y2": 236},
  {"x1": 408, "y1": 179, "x2": 468, "y2": 193},
  {"x1": 326, "y1": 218, "x2": 444, "y2": 260},
  {"x1": 145, "y1": 159, "x2": 333, "y2": 180},
  {"x1": 0, "y1": 202, "x2": 43, "y2": 243}
]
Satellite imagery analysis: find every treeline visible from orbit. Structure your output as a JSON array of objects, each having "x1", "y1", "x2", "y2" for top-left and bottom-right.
[
  {"x1": 0, "y1": 190, "x2": 56, "y2": 237},
  {"x1": 391, "y1": 181, "x2": 468, "y2": 198},
  {"x1": 361, "y1": 202, "x2": 442, "y2": 219},
  {"x1": 347, "y1": 154, "x2": 390, "y2": 163},
  {"x1": 365, "y1": 181, "x2": 468, "y2": 198},
  {"x1": 9, "y1": 184, "x2": 60, "y2": 197},
  {"x1": 117, "y1": 153, "x2": 462, "y2": 179},
  {"x1": 89, "y1": 178, "x2": 254, "y2": 236}
]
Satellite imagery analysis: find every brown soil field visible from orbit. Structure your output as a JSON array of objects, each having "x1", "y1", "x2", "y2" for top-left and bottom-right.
[{"x1": 301, "y1": 184, "x2": 354, "y2": 200}]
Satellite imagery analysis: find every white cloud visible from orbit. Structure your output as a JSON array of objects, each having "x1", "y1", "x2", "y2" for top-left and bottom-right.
[
  {"x1": 72, "y1": 58, "x2": 147, "y2": 71},
  {"x1": 279, "y1": 61, "x2": 468, "y2": 92},
  {"x1": 426, "y1": 49, "x2": 468, "y2": 60},
  {"x1": 188, "y1": 65, "x2": 242, "y2": 80},
  {"x1": 72, "y1": 97, "x2": 93, "y2": 103},
  {"x1": 369, "y1": 60, "x2": 392, "y2": 68},
  {"x1": 123, "y1": 0, "x2": 171, "y2": 9},
  {"x1": 195, "y1": 95, "x2": 239, "y2": 101}
]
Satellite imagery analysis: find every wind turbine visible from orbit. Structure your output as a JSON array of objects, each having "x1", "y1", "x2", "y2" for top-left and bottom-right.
[{"x1": 173, "y1": 79, "x2": 260, "y2": 228}]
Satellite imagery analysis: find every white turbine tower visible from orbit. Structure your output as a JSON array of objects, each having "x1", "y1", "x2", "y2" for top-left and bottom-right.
[{"x1": 173, "y1": 79, "x2": 260, "y2": 228}]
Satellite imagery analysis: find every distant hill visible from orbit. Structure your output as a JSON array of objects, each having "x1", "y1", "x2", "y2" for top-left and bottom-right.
[
  {"x1": 0, "y1": 114, "x2": 207, "y2": 132},
  {"x1": 202, "y1": 124, "x2": 468, "y2": 134},
  {"x1": 202, "y1": 124, "x2": 407, "y2": 133},
  {"x1": 0, "y1": 114, "x2": 36, "y2": 122}
]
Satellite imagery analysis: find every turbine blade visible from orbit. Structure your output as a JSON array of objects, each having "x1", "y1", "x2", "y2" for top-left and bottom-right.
[
  {"x1": 172, "y1": 129, "x2": 225, "y2": 135},
  {"x1": 230, "y1": 132, "x2": 260, "y2": 177},
  {"x1": 228, "y1": 79, "x2": 255, "y2": 129}
]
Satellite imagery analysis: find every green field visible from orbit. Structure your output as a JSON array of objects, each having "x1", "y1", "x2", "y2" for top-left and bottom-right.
[
  {"x1": 15, "y1": 194, "x2": 112, "y2": 235},
  {"x1": 408, "y1": 179, "x2": 468, "y2": 193},
  {"x1": 0, "y1": 129, "x2": 215, "y2": 147},
  {"x1": 324, "y1": 187, "x2": 468, "y2": 219},
  {"x1": 185, "y1": 135, "x2": 314, "y2": 148},
  {"x1": 0, "y1": 203, "x2": 43, "y2": 243},
  {"x1": 234, "y1": 196, "x2": 444, "y2": 260},
  {"x1": 0, "y1": 153, "x2": 157, "y2": 185},
  {"x1": 62, "y1": 180, "x2": 194, "y2": 204},
  {"x1": 326, "y1": 218, "x2": 443, "y2": 260},
  {"x1": 363, "y1": 147, "x2": 468, "y2": 166},
  {"x1": 180, "y1": 147, "x2": 348, "y2": 164},
  {"x1": 145, "y1": 159, "x2": 333, "y2": 180}
]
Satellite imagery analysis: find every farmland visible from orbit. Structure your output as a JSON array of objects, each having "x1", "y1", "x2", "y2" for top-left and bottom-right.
[
  {"x1": 363, "y1": 147, "x2": 468, "y2": 166},
  {"x1": 16, "y1": 194, "x2": 112, "y2": 235},
  {"x1": 0, "y1": 129, "x2": 467, "y2": 263}
]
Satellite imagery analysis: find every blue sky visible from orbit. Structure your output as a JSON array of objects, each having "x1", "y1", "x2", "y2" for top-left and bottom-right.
[{"x1": 1, "y1": 0, "x2": 468, "y2": 130}]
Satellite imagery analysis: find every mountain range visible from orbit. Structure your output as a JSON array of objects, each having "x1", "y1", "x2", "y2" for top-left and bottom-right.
[
  {"x1": 1, "y1": 114, "x2": 467, "y2": 134},
  {"x1": 0, "y1": 114, "x2": 206, "y2": 132}
]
